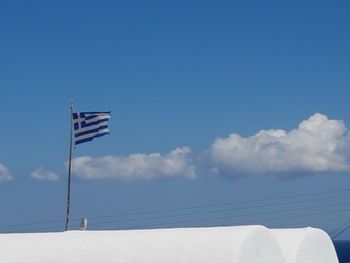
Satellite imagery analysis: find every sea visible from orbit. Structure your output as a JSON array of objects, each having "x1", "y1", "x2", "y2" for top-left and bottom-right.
[{"x1": 333, "y1": 241, "x2": 350, "y2": 263}]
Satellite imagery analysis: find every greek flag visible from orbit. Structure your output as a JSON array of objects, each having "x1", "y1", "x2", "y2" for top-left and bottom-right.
[{"x1": 73, "y1": 112, "x2": 111, "y2": 145}]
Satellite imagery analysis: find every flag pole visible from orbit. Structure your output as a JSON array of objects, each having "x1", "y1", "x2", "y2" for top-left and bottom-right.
[{"x1": 65, "y1": 103, "x2": 74, "y2": 231}]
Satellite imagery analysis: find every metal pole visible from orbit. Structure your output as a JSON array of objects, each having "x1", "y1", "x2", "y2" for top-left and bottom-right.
[{"x1": 65, "y1": 103, "x2": 74, "y2": 231}]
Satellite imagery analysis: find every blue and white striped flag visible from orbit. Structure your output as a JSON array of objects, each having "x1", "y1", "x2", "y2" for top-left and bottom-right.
[{"x1": 73, "y1": 112, "x2": 111, "y2": 145}]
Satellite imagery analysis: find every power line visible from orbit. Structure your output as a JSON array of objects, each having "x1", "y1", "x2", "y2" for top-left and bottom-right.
[
  {"x1": 88, "y1": 201, "x2": 350, "y2": 229},
  {"x1": 272, "y1": 213, "x2": 350, "y2": 230},
  {"x1": 111, "y1": 208, "x2": 350, "y2": 231},
  {"x1": 4, "y1": 226, "x2": 63, "y2": 234},
  {"x1": 83, "y1": 188, "x2": 350, "y2": 221},
  {"x1": 83, "y1": 194, "x2": 350, "y2": 223},
  {"x1": 2, "y1": 187, "x2": 350, "y2": 232},
  {"x1": 329, "y1": 219, "x2": 350, "y2": 236},
  {"x1": 12, "y1": 206, "x2": 350, "y2": 233},
  {"x1": 0, "y1": 218, "x2": 80, "y2": 230},
  {"x1": 330, "y1": 219, "x2": 350, "y2": 239},
  {"x1": 331, "y1": 223, "x2": 350, "y2": 239}
]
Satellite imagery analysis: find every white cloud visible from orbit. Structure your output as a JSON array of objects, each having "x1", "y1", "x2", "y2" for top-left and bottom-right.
[
  {"x1": 30, "y1": 167, "x2": 59, "y2": 181},
  {"x1": 72, "y1": 147, "x2": 197, "y2": 180},
  {"x1": 208, "y1": 113, "x2": 350, "y2": 177},
  {"x1": 0, "y1": 164, "x2": 13, "y2": 183}
]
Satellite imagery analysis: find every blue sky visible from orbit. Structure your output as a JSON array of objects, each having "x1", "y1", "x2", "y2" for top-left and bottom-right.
[{"x1": 1, "y1": 0, "x2": 350, "y2": 238}]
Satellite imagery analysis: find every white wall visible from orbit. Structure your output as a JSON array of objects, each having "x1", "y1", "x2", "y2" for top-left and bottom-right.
[
  {"x1": 0, "y1": 226, "x2": 285, "y2": 263},
  {"x1": 271, "y1": 227, "x2": 338, "y2": 263},
  {"x1": 0, "y1": 225, "x2": 338, "y2": 263}
]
